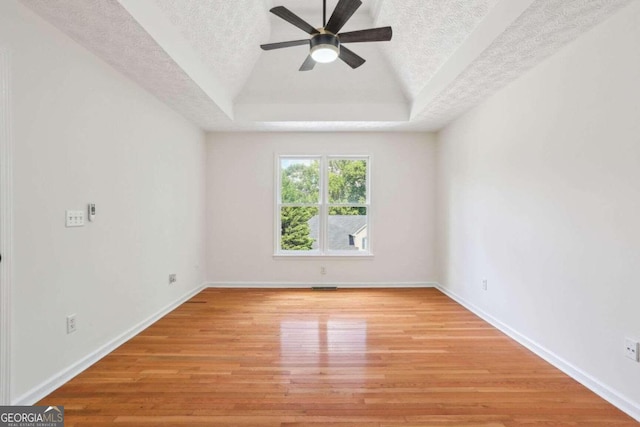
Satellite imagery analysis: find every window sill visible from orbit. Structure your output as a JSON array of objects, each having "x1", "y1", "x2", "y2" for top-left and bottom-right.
[{"x1": 273, "y1": 253, "x2": 374, "y2": 260}]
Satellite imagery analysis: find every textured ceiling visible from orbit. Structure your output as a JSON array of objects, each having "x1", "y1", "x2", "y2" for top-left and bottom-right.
[
  {"x1": 414, "y1": 0, "x2": 633, "y2": 129},
  {"x1": 375, "y1": 0, "x2": 501, "y2": 99},
  {"x1": 21, "y1": 0, "x2": 229, "y2": 127},
  {"x1": 154, "y1": 0, "x2": 270, "y2": 99},
  {"x1": 20, "y1": 0, "x2": 633, "y2": 132},
  {"x1": 235, "y1": 10, "x2": 408, "y2": 123}
]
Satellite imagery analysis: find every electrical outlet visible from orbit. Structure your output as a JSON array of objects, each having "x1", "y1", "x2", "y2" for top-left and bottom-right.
[
  {"x1": 320, "y1": 266, "x2": 327, "y2": 275},
  {"x1": 66, "y1": 314, "x2": 77, "y2": 334},
  {"x1": 481, "y1": 279, "x2": 488, "y2": 291},
  {"x1": 169, "y1": 274, "x2": 177, "y2": 284},
  {"x1": 625, "y1": 338, "x2": 639, "y2": 361}
]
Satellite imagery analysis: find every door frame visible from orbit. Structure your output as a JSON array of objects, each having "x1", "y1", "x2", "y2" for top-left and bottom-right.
[{"x1": 0, "y1": 47, "x2": 14, "y2": 405}]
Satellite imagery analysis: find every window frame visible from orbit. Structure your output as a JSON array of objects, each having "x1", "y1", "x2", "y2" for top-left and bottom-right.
[{"x1": 275, "y1": 154, "x2": 372, "y2": 258}]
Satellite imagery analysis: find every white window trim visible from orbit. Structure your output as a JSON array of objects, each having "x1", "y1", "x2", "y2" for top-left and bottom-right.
[{"x1": 274, "y1": 154, "x2": 373, "y2": 258}]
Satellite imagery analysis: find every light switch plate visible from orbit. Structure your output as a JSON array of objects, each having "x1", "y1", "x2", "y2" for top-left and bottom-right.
[{"x1": 66, "y1": 210, "x2": 85, "y2": 227}]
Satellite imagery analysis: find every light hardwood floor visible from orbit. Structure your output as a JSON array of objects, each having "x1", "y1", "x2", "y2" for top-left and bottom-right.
[{"x1": 39, "y1": 288, "x2": 637, "y2": 426}]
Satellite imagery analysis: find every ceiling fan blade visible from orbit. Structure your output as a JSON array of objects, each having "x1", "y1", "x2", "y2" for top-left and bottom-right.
[
  {"x1": 299, "y1": 55, "x2": 316, "y2": 72},
  {"x1": 338, "y1": 26, "x2": 392, "y2": 43},
  {"x1": 339, "y1": 46, "x2": 366, "y2": 69},
  {"x1": 325, "y1": 0, "x2": 362, "y2": 34},
  {"x1": 270, "y1": 6, "x2": 320, "y2": 35},
  {"x1": 261, "y1": 39, "x2": 310, "y2": 50}
]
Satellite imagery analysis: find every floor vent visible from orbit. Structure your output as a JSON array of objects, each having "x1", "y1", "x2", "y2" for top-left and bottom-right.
[{"x1": 311, "y1": 286, "x2": 338, "y2": 291}]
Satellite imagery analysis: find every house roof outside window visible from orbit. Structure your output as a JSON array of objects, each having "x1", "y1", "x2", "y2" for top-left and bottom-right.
[{"x1": 308, "y1": 215, "x2": 367, "y2": 251}]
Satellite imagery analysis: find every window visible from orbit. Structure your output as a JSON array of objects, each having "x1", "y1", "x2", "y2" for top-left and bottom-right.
[{"x1": 276, "y1": 155, "x2": 371, "y2": 256}]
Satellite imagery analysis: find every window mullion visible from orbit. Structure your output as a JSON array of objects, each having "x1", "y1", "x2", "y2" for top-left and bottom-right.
[{"x1": 321, "y1": 155, "x2": 327, "y2": 254}]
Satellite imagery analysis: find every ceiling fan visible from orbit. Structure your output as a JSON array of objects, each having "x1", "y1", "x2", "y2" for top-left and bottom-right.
[{"x1": 260, "y1": 0, "x2": 392, "y2": 71}]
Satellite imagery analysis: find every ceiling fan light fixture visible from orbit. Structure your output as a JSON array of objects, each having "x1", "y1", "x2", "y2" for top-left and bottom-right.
[
  {"x1": 311, "y1": 44, "x2": 339, "y2": 63},
  {"x1": 310, "y1": 33, "x2": 340, "y2": 63}
]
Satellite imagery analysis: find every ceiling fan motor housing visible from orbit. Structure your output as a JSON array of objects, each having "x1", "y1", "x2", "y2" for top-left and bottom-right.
[{"x1": 310, "y1": 33, "x2": 340, "y2": 63}]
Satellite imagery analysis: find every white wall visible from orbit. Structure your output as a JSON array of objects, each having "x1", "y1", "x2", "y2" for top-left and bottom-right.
[
  {"x1": 206, "y1": 132, "x2": 436, "y2": 286},
  {"x1": 437, "y1": 0, "x2": 640, "y2": 417},
  {"x1": 1, "y1": 1, "x2": 207, "y2": 401}
]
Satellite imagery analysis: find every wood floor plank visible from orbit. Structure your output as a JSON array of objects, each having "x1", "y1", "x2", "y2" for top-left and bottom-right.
[{"x1": 38, "y1": 288, "x2": 637, "y2": 425}]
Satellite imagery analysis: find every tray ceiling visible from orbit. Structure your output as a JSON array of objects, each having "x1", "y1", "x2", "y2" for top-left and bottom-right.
[{"x1": 21, "y1": 0, "x2": 632, "y2": 132}]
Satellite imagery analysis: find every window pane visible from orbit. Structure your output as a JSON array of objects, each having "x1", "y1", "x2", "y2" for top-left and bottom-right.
[
  {"x1": 280, "y1": 206, "x2": 319, "y2": 251},
  {"x1": 328, "y1": 159, "x2": 367, "y2": 204},
  {"x1": 327, "y1": 207, "x2": 368, "y2": 252},
  {"x1": 281, "y1": 158, "x2": 320, "y2": 203}
]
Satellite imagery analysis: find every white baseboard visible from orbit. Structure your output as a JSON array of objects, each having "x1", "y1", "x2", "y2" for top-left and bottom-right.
[
  {"x1": 12, "y1": 285, "x2": 205, "y2": 406},
  {"x1": 206, "y1": 282, "x2": 437, "y2": 289},
  {"x1": 436, "y1": 284, "x2": 640, "y2": 423}
]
